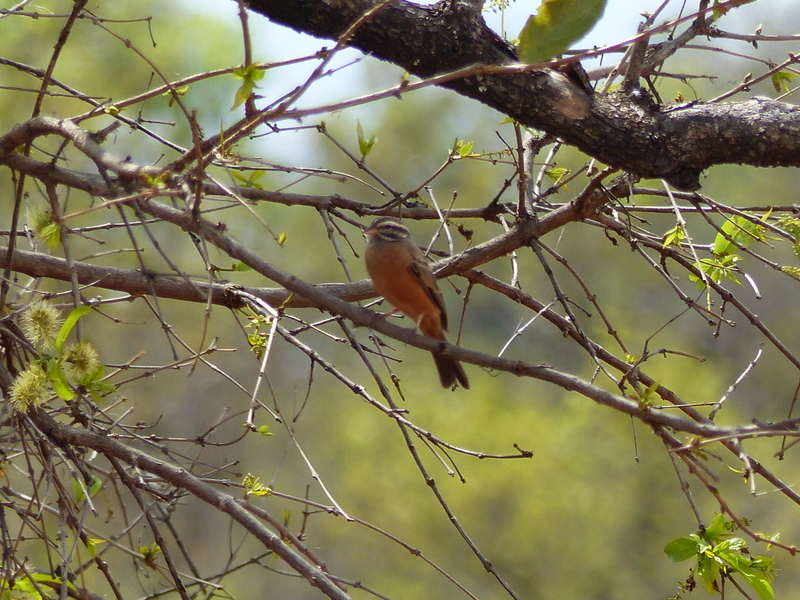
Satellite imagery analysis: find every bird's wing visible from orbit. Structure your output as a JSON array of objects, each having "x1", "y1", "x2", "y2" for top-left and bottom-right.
[{"x1": 409, "y1": 256, "x2": 449, "y2": 332}]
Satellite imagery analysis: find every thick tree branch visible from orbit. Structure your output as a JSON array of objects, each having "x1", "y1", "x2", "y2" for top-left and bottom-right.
[
  {"x1": 243, "y1": 0, "x2": 800, "y2": 190},
  {"x1": 0, "y1": 245, "x2": 372, "y2": 308}
]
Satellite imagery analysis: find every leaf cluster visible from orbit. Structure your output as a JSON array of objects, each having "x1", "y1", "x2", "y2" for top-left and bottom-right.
[
  {"x1": 665, "y1": 514, "x2": 775, "y2": 599},
  {"x1": 10, "y1": 303, "x2": 112, "y2": 410}
]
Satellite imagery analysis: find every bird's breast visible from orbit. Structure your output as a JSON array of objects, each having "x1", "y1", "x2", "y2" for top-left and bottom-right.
[{"x1": 365, "y1": 243, "x2": 445, "y2": 338}]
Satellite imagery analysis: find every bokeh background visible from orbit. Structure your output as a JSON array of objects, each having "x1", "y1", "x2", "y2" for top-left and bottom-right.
[{"x1": 3, "y1": 0, "x2": 800, "y2": 598}]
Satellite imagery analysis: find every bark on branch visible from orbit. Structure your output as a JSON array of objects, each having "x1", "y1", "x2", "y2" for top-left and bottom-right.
[{"x1": 243, "y1": 0, "x2": 800, "y2": 190}]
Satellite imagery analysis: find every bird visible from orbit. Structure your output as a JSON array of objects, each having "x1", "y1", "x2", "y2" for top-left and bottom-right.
[{"x1": 363, "y1": 216, "x2": 469, "y2": 390}]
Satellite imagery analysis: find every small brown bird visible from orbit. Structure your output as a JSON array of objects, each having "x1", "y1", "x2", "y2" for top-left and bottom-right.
[{"x1": 364, "y1": 217, "x2": 469, "y2": 389}]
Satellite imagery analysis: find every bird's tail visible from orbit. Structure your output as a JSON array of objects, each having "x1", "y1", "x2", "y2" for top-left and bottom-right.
[{"x1": 433, "y1": 353, "x2": 470, "y2": 390}]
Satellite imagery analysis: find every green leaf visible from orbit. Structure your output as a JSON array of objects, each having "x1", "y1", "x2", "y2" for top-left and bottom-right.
[
  {"x1": 31, "y1": 573, "x2": 77, "y2": 591},
  {"x1": 667, "y1": 515, "x2": 776, "y2": 600},
  {"x1": 698, "y1": 553, "x2": 720, "y2": 594},
  {"x1": 518, "y1": 0, "x2": 608, "y2": 65},
  {"x1": 356, "y1": 121, "x2": 377, "y2": 160},
  {"x1": 776, "y1": 215, "x2": 800, "y2": 259},
  {"x1": 777, "y1": 215, "x2": 800, "y2": 238},
  {"x1": 87, "y1": 475, "x2": 103, "y2": 499},
  {"x1": 7, "y1": 574, "x2": 78, "y2": 600},
  {"x1": 39, "y1": 222, "x2": 61, "y2": 250},
  {"x1": 87, "y1": 379, "x2": 116, "y2": 402},
  {"x1": 720, "y1": 547, "x2": 776, "y2": 600},
  {"x1": 662, "y1": 224, "x2": 686, "y2": 248},
  {"x1": 161, "y1": 85, "x2": 189, "y2": 107},
  {"x1": 713, "y1": 214, "x2": 765, "y2": 256},
  {"x1": 544, "y1": 167, "x2": 570, "y2": 190},
  {"x1": 690, "y1": 255, "x2": 742, "y2": 290},
  {"x1": 233, "y1": 64, "x2": 265, "y2": 83},
  {"x1": 55, "y1": 305, "x2": 91, "y2": 354},
  {"x1": 139, "y1": 542, "x2": 161, "y2": 564},
  {"x1": 74, "y1": 475, "x2": 102, "y2": 503},
  {"x1": 664, "y1": 536, "x2": 699, "y2": 562},
  {"x1": 142, "y1": 171, "x2": 170, "y2": 190},
  {"x1": 747, "y1": 575, "x2": 776, "y2": 600},
  {"x1": 772, "y1": 70, "x2": 798, "y2": 93},
  {"x1": 47, "y1": 359, "x2": 75, "y2": 401},
  {"x1": 242, "y1": 473, "x2": 272, "y2": 497},
  {"x1": 231, "y1": 64, "x2": 264, "y2": 110},
  {"x1": 781, "y1": 265, "x2": 800, "y2": 280},
  {"x1": 690, "y1": 532, "x2": 711, "y2": 554},
  {"x1": 84, "y1": 537, "x2": 107, "y2": 559},
  {"x1": 453, "y1": 139, "x2": 474, "y2": 158},
  {"x1": 11, "y1": 576, "x2": 41, "y2": 598},
  {"x1": 232, "y1": 83, "x2": 253, "y2": 110},
  {"x1": 231, "y1": 169, "x2": 265, "y2": 189},
  {"x1": 704, "y1": 513, "x2": 728, "y2": 540},
  {"x1": 633, "y1": 379, "x2": 660, "y2": 408}
]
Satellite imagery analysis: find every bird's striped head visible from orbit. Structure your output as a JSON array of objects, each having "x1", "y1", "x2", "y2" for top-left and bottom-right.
[{"x1": 364, "y1": 217, "x2": 411, "y2": 243}]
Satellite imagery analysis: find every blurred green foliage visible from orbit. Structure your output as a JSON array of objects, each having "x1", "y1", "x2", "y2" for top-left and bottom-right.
[{"x1": 3, "y1": 1, "x2": 800, "y2": 599}]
